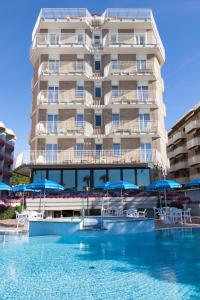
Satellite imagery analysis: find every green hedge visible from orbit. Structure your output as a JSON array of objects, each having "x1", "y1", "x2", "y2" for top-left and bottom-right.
[{"x1": 0, "y1": 205, "x2": 22, "y2": 220}]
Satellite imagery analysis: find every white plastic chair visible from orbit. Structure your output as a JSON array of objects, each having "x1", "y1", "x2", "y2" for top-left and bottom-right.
[
  {"x1": 138, "y1": 209, "x2": 147, "y2": 218},
  {"x1": 183, "y1": 208, "x2": 192, "y2": 223},
  {"x1": 126, "y1": 208, "x2": 139, "y2": 218},
  {"x1": 16, "y1": 211, "x2": 28, "y2": 229},
  {"x1": 28, "y1": 211, "x2": 44, "y2": 220}
]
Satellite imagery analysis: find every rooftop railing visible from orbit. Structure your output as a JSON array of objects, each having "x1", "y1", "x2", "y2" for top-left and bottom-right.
[{"x1": 15, "y1": 149, "x2": 163, "y2": 168}]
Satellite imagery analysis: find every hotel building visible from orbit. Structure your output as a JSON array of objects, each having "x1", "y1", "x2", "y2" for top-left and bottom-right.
[
  {"x1": 14, "y1": 8, "x2": 168, "y2": 191},
  {"x1": 0, "y1": 122, "x2": 16, "y2": 184},
  {"x1": 168, "y1": 102, "x2": 200, "y2": 184}
]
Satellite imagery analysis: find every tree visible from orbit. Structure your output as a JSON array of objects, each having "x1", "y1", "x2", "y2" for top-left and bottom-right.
[{"x1": 12, "y1": 172, "x2": 29, "y2": 186}]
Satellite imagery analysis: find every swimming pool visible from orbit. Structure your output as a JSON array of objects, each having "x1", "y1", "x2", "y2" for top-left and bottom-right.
[{"x1": 0, "y1": 228, "x2": 200, "y2": 299}]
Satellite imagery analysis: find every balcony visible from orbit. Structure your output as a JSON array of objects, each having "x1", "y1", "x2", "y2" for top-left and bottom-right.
[
  {"x1": 106, "y1": 90, "x2": 157, "y2": 107},
  {"x1": 188, "y1": 155, "x2": 200, "y2": 166},
  {"x1": 106, "y1": 121, "x2": 158, "y2": 136},
  {"x1": 185, "y1": 120, "x2": 199, "y2": 133},
  {"x1": 37, "y1": 90, "x2": 86, "y2": 107},
  {"x1": 173, "y1": 146, "x2": 187, "y2": 157},
  {"x1": 39, "y1": 61, "x2": 91, "y2": 80},
  {"x1": 187, "y1": 137, "x2": 200, "y2": 149},
  {"x1": 14, "y1": 149, "x2": 163, "y2": 169},
  {"x1": 170, "y1": 160, "x2": 188, "y2": 172},
  {"x1": 35, "y1": 121, "x2": 85, "y2": 137},
  {"x1": 106, "y1": 61, "x2": 155, "y2": 79},
  {"x1": 173, "y1": 131, "x2": 185, "y2": 143}
]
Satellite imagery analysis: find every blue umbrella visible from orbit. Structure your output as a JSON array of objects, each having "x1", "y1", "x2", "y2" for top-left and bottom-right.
[
  {"x1": 12, "y1": 184, "x2": 34, "y2": 192},
  {"x1": 27, "y1": 179, "x2": 64, "y2": 191},
  {"x1": 0, "y1": 182, "x2": 12, "y2": 191},
  {"x1": 95, "y1": 181, "x2": 112, "y2": 190},
  {"x1": 107, "y1": 181, "x2": 139, "y2": 190},
  {"x1": 185, "y1": 178, "x2": 200, "y2": 188},
  {"x1": 147, "y1": 179, "x2": 182, "y2": 206}
]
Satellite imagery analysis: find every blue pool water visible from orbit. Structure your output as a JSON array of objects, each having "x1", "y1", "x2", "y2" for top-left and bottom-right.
[{"x1": 0, "y1": 228, "x2": 200, "y2": 299}]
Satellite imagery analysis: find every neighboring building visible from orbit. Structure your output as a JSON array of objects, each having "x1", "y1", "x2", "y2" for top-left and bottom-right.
[
  {"x1": 14, "y1": 8, "x2": 168, "y2": 191},
  {"x1": 168, "y1": 102, "x2": 200, "y2": 184},
  {"x1": 0, "y1": 122, "x2": 16, "y2": 184}
]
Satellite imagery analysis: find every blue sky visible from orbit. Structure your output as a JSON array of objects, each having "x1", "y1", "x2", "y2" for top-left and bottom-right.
[{"x1": 0, "y1": 0, "x2": 200, "y2": 155}]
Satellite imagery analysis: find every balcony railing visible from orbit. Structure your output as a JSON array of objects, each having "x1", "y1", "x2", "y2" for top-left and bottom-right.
[
  {"x1": 35, "y1": 121, "x2": 85, "y2": 136},
  {"x1": 187, "y1": 137, "x2": 200, "y2": 149},
  {"x1": 15, "y1": 149, "x2": 163, "y2": 168},
  {"x1": 105, "y1": 33, "x2": 156, "y2": 47},
  {"x1": 33, "y1": 33, "x2": 89, "y2": 47},
  {"x1": 39, "y1": 61, "x2": 87, "y2": 76},
  {"x1": 107, "y1": 121, "x2": 158, "y2": 135},
  {"x1": 185, "y1": 120, "x2": 199, "y2": 133},
  {"x1": 37, "y1": 90, "x2": 86, "y2": 105},
  {"x1": 173, "y1": 131, "x2": 185, "y2": 143},
  {"x1": 107, "y1": 90, "x2": 156, "y2": 105},
  {"x1": 170, "y1": 161, "x2": 188, "y2": 171},
  {"x1": 188, "y1": 155, "x2": 200, "y2": 166},
  {"x1": 108, "y1": 61, "x2": 153, "y2": 75}
]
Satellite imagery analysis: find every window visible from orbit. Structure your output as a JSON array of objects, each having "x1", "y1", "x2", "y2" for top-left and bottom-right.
[
  {"x1": 137, "y1": 169, "x2": 150, "y2": 187},
  {"x1": 139, "y1": 114, "x2": 150, "y2": 131},
  {"x1": 110, "y1": 33, "x2": 117, "y2": 44},
  {"x1": 32, "y1": 170, "x2": 46, "y2": 181},
  {"x1": 49, "y1": 33, "x2": 59, "y2": 45},
  {"x1": 45, "y1": 144, "x2": 58, "y2": 163},
  {"x1": 94, "y1": 59, "x2": 101, "y2": 71},
  {"x1": 48, "y1": 86, "x2": 59, "y2": 102},
  {"x1": 136, "y1": 60, "x2": 147, "y2": 71},
  {"x1": 123, "y1": 169, "x2": 136, "y2": 184},
  {"x1": 135, "y1": 33, "x2": 146, "y2": 45},
  {"x1": 76, "y1": 143, "x2": 84, "y2": 156},
  {"x1": 63, "y1": 170, "x2": 75, "y2": 190},
  {"x1": 95, "y1": 115, "x2": 102, "y2": 127},
  {"x1": 108, "y1": 169, "x2": 121, "y2": 182},
  {"x1": 111, "y1": 59, "x2": 118, "y2": 70},
  {"x1": 76, "y1": 114, "x2": 84, "y2": 126},
  {"x1": 137, "y1": 86, "x2": 148, "y2": 101},
  {"x1": 76, "y1": 59, "x2": 84, "y2": 71},
  {"x1": 47, "y1": 114, "x2": 58, "y2": 134},
  {"x1": 95, "y1": 85, "x2": 101, "y2": 98},
  {"x1": 111, "y1": 85, "x2": 119, "y2": 97},
  {"x1": 93, "y1": 169, "x2": 107, "y2": 188},
  {"x1": 113, "y1": 143, "x2": 121, "y2": 156},
  {"x1": 95, "y1": 144, "x2": 102, "y2": 156},
  {"x1": 48, "y1": 60, "x2": 59, "y2": 73},
  {"x1": 77, "y1": 33, "x2": 84, "y2": 44},
  {"x1": 77, "y1": 170, "x2": 90, "y2": 191},
  {"x1": 48, "y1": 170, "x2": 61, "y2": 184},
  {"x1": 76, "y1": 85, "x2": 84, "y2": 97},
  {"x1": 93, "y1": 30, "x2": 101, "y2": 45},
  {"x1": 140, "y1": 143, "x2": 152, "y2": 162},
  {"x1": 112, "y1": 113, "x2": 120, "y2": 125}
]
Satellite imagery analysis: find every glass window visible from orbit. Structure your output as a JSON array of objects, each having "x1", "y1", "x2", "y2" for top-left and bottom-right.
[
  {"x1": 136, "y1": 60, "x2": 146, "y2": 71},
  {"x1": 95, "y1": 86, "x2": 101, "y2": 98},
  {"x1": 77, "y1": 170, "x2": 90, "y2": 191},
  {"x1": 48, "y1": 86, "x2": 59, "y2": 102},
  {"x1": 95, "y1": 115, "x2": 102, "y2": 127},
  {"x1": 137, "y1": 86, "x2": 148, "y2": 101},
  {"x1": 137, "y1": 169, "x2": 150, "y2": 187},
  {"x1": 93, "y1": 31, "x2": 101, "y2": 45},
  {"x1": 94, "y1": 169, "x2": 107, "y2": 188},
  {"x1": 123, "y1": 169, "x2": 136, "y2": 184},
  {"x1": 111, "y1": 59, "x2": 118, "y2": 70},
  {"x1": 108, "y1": 169, "x2": 121, "y2": 182},
  {"x1": 48, "y1": 60, "x2": 59, "y2": 73},
  {"x1": 139, "y1": 114, "x2": 150, "y2": 131},
  {"x1": 112, "y1": 113, "x2": 120, "y2": 125},
  {"x1": 95, "y1": 144, "x2": 102, "y2": 156},
  {"x1": 63, "y1": 170, "x2": 75, "y2": 190},
  {"x1": 48, "y1": 170, "x2": 61, "y2": 184},
  {"x1": 140, "y1": 143, "x2": 152, "y2": 162},
  {"x1": 135, "y1": 34, "x2": 146, "y2": 45},
  {"x1": 95, "y1": 60, "x2": 101, "y2": 71},
  {"x1": 110, "y1": 34, "x2": 117, "y2": 43},
  {"x1": 76, "y1": 114, "x2": 84, "y2": 126},
  {"x1": 45, "y1": 144, "x2": 58, "y2": 163},
  {"x1": 76, "y1": 143, "x2": 84, "y2": 156},
  {"x1": 47, "y1": 114, "x2": 58, "y2": 134},
  {"x1": 113, "y1": 143, "x2": 121, "y2": 156},
  {"x1": 32, "y1": 170, "x2": 46, "y2": 181},
  {"x1": 111, "y1": 85, "x2": 119, "y2": 97},
  {"x1": 76, "y1": 85, "x2": 84, "y2": 97},
  {"x1": 76, "y1": 59, "x2": 84, "y2": 71},
  {"x1": 77, "y1": 33, "x2": 84, "y2": 43},
  {"x1": 49, "y1": 34, "x2": 59, "y2": 45}
]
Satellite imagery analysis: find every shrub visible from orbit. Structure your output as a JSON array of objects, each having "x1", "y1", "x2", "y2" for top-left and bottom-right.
[{"x1": 0, "y1": 205, "x2": 22, "y2": 220}]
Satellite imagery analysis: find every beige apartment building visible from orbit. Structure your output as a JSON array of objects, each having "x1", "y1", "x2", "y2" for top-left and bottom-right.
[
  {"x1": 0, "y1": 122, "x2": 16, "y2": 184},
  {"x1": 168, "y1": 102, "x2": 200, "y2": 184},
  {"x1": 15, "y1": 8, "x2": 168, "y2": 191}
]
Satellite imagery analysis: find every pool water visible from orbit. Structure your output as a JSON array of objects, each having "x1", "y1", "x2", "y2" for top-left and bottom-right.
[{"x1": 0, "y1": 228, "x2": 200, "y2": 300}]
